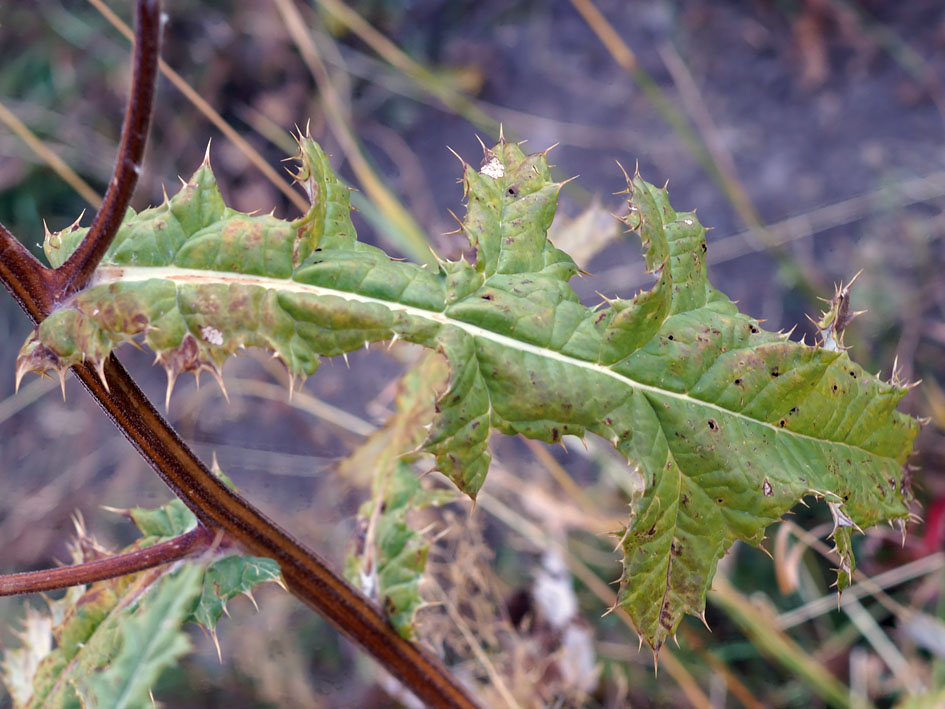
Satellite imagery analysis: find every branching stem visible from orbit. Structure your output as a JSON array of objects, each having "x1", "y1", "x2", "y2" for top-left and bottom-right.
[
  {"x1": 0, "y1": 2, "x2": 478, "y2": 707},
  {"x1": 0, "y1": 222, "x2": 55, "y2": 322},
  {"x1": 0, "y1": 525, "x2": 214, "y2": 597}
]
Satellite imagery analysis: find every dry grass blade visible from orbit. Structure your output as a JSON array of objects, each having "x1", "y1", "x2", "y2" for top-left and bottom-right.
[
  {"x1": 842, "y1": 596, "x2": 923, "y2": 693},
  {"x1": 85, "y1": 0, "x2": 309, "y2": 215},
  {"x1": 521, "y1": 437, "x2": 598, "y2": 517},
  {"x1": 0, "y1": 376, "x2": 56, "y2": 426},
  {"x1": 225, "y1": 377, "x2": 376, "y2": 438},
  {"x1": 709, "y1": 575, "x2": 850, "y2": 708},
  {"x1": 710, "y1": 171, "x2": 945, "y2": 265},
  {"x1": 428, "y1": 576, "x2": 521, "y2": 709},
  {"x1": 0, "y1": 100, "x2": 101, "y2": 207},
  {"x1": 654, "y1": 45, "x2": 766, "y2": 241},
  {"x1": 597, "y1": 168, "x2": 945, "y2": 294},
  {"x1": 313, "y1": 0, "x2": 496, "y2": 133},
  {"x1": 567, "y1": 0, "x2": 708, "y2": 181},
  {"x1": 698, "y1": 651, "x2": 765, "y2": 709},
  {"x1": 781, "y1": 521, "x2": 918, "y2": 624},
  {"x1": 291, "y1": 29, "x2": 639, "y2": 151},
  {"x1": 272, "y1": 0, "x2": 435, "y2": 263},
  {"x1": 568, "y1": 0, "x2": 639, "y2": 73},
  {"x1": 776, "y1": 550, "x2": 945, "y2": 630},
  {"x1": 571, "y1": 0, "x2": 823, "y2": 298}
]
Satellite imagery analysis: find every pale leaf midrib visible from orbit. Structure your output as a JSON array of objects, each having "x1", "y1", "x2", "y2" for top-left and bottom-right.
[{"x1": 94, "y1": 265, "x2": 893, "y2": 460}]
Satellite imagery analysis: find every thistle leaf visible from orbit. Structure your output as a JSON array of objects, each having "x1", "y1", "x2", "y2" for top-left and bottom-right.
[
  {"x1": 0, "y1": 495, "x2": 285, "y2": 707},
  {"x1": 16, "y1": 134, "x2": 918, "y2": 651},
  {"x1": 77, "y1": 563, "x2": 203, "y2": 709},
  {"x1": 342, "y1": 353, "x2": 456, "y2": 639},
  {"x1": 345, "y1": 461, "x2": 448, "y2": 640},
  {"x1": 190, "y1": 556, "x2": 282, "y2": 632},
  {"x1": 0, "y1": 558, "x2": 187, "y2": 708},
  {"x1": 128, "y1": 498, "x2": 196, "y2": 538}
]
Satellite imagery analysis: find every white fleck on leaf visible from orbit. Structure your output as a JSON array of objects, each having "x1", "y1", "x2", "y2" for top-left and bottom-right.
[
  {"x1": 200, "y1": 326, "x2": 224, "y2": 346},
  {"x1": 480, "y1": 156, "x2": 505, "y2": 179}
]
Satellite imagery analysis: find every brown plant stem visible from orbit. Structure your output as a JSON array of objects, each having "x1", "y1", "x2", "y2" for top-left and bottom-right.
[
  {"x1": 0, "y1": 2, "x2": 478, "y2": 706},
  {"x1": 0, "y1": 223, "x2": 55, "y2": 322},
  {"x1": 55, "y1": 0, "x2": 162, "y2": 299},
  {"x1": 0, "y1": 525, "x2": 214, "y2": 597}
]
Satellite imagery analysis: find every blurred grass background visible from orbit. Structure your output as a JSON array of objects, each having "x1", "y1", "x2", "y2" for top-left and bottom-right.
[{"x1": 1, "y1": 0, "x2": 945, "y2": 706}]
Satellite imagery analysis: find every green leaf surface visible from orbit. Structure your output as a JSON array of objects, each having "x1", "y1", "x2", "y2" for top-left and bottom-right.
[
  {"x1": 128, "y1": 498, "x2": 196, "y2": 538},
  {"x1": 16, "y1": 135, "x2": 919, "y2": 651},
  {"x1": 78, "y1": 563, "x2": 203, "y2": 709},
  {"x1": 343, "y1": 353, "x2": 456, "y2": 639},
  {"x1": 0, "y1": 495, "x2": 285, "y2": 707},
  {"x1": 1, "y1": 565, "x2": 182, "y2": 709},
  {"x1": 190, "y1": 555, "x2": 282, "y2": 632}
]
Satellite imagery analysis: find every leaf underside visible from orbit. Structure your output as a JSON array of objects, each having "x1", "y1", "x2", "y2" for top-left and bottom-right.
[{"x1": 17, "y1": 135, "x2": 919, "y2": 651}]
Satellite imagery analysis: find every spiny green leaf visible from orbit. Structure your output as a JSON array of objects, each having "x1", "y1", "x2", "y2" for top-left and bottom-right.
[
  {"x1": 0, "y1": 494, "x2": 284, "y2": 707},
  {"x1": 1, "y1": 580, "x2": 84, "y2": 708},
  {"x1": 190, "y1": 555, "x2": 282, "y2": 632},
  {"x1": 78, "y1": 563, "x2": 203, "y2": 709},
  {"x1": 345, "y1": 462, "x2": 438, "y2": 640},
  {"x1": 3, "y1": 564, "x2": 169, "y2": 708},
  {"x1": 16, "y1": 135, "x2": 918, "y2": 652},
  {"x1": 343, "y1": 353, "x2": 456, "y2": 639},
  {"x1": 127, "y1": 498, "x2": 196, "y2": 539}
]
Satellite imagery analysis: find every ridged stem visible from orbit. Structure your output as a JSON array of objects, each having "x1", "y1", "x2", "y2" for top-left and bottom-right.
[{"x1": 0, "y1": 526, "x2": 214, "y2": 596}]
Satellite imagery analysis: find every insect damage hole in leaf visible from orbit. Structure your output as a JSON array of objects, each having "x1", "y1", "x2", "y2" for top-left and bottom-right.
[{"x1": 14, "y1": 133, "x2": 919, "y2": 654}]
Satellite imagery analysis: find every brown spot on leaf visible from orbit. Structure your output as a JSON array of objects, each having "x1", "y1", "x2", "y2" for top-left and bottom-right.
[{"x1": 659, "y1": 604, "x2": 674, "y2": 629}]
